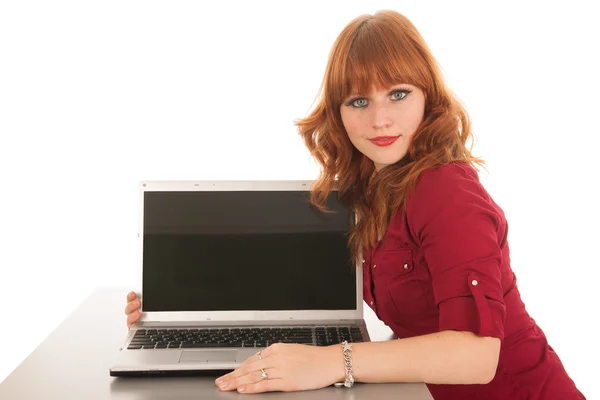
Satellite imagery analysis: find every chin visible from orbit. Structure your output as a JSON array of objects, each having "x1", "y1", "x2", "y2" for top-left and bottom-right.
[
  {"x1": 368, "y1": 153, "x2": 409, "y2": 171},
  {"x1": 372, "y1": 156, "x2": 404, "y2": 167}
]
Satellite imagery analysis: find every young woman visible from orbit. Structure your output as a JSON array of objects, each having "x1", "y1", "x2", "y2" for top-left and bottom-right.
[{"x1": 124, "y1": 10, "x2": 585, "y2": 399}]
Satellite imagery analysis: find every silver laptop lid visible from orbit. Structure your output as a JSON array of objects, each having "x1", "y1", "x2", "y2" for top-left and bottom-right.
[{"x1": 136, "y1": 180, "x2": 363, "y2": 323}]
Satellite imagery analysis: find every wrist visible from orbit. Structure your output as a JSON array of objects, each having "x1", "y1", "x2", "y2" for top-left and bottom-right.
[{"x1": 326, "y1": 343, "x2": 347, "y2": 383}]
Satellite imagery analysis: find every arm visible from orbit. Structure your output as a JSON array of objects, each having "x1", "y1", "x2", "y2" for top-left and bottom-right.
[
  {"x1": 329, "y1": 330, "x2": 500, "y2": 385},
  {"x1": 336, "y1": 164, "x2": 505, "y2": 386}
]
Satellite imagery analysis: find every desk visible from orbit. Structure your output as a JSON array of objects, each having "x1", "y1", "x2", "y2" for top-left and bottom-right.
[{"x1": 0, "y1": 287, "x2": 433, "y2": 400}]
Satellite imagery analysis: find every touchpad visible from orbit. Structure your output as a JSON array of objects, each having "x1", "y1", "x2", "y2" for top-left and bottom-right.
[{"x1": 179, "y1": 350, "x2": 238, "y2": 363}]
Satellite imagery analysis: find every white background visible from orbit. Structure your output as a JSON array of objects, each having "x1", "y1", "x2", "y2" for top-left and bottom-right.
[{"x1": 1, "y1": 0, "x2": 598, "y2": 398}]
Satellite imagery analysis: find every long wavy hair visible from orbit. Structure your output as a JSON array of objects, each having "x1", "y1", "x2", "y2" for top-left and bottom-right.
[{"x1": 294, "y1": 10, "x2": 484, "y2": 264}]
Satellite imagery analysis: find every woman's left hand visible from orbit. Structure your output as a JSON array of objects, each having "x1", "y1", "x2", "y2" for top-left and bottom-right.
[{"x1": 215, "y1": 343, "x2": 343, "y2": 393}]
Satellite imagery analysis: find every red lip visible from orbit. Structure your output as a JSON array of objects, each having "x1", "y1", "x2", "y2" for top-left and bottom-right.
[{"x1": 368, "y1": 136, "x2": 400, "y2": 147}]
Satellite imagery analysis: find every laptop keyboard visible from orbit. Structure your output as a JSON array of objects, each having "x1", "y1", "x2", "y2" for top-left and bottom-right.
[{"x1": 127, "y1": 326, "x2": 364, "y2": 350}]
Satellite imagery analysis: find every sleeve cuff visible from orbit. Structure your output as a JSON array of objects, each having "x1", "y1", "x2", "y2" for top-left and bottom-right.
[{"x1": 437, "y1": 274, "x2": 506, "y2": 340}]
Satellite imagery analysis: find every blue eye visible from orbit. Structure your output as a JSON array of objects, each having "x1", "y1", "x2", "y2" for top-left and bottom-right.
[
  {"x1": 343, "y1": 97, "x2": 368, "y2": 108},
  {"x1": 351, "y1": 98, "x2": 368, "y2": 108},
  {"x1": 391, "y1": 90, "x2": 410, "y2": 100}
]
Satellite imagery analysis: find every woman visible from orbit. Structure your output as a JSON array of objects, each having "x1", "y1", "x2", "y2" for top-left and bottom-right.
[{"x1": 124, "y1": 10, "x2": 585, "y2": 399}]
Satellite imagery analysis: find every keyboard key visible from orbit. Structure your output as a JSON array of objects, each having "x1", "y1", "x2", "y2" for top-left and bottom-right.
[{"x1": 131, "y1": 342, "x2": 153, "y2": 346}]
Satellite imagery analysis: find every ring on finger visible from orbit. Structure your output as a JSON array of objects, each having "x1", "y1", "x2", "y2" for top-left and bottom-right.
[
  {"x1": 256, "y1": 350, "x2": 263, "y2": 360},
  {"x1": 260, "y1": 368, "x2": 268, "y2": 380}
]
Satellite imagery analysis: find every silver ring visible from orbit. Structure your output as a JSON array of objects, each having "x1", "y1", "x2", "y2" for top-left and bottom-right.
[
  {"x1": 257, "y1": 350, "x2": 263, "y2": 360},
  {"x1": 260, "y1": 368, "x2": 268, "y2": 380}
]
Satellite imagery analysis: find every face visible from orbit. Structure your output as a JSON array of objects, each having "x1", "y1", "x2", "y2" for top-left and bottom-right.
[{"x1": 340, "y1": 83, "x2": 426, "y2": 171}]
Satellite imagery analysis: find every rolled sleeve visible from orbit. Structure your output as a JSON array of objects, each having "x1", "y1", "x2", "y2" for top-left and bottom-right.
[{"x1": 407, "y1": 163, "x2": 506, "y2": 340}]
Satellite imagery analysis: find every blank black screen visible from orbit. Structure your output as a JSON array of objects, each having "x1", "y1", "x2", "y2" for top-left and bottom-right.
[{"x1": 142, "y1": 190, "x2": 356, "y2": 312}]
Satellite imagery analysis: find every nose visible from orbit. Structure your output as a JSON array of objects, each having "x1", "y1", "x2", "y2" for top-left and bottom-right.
[{"x1": 371, "y1": 103, "x2": 393, "y2": 130}]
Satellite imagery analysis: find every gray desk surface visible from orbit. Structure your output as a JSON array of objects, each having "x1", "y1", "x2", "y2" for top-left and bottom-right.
[{"x1": 0, "y1": 287, "x2": 433, "y2": 400}]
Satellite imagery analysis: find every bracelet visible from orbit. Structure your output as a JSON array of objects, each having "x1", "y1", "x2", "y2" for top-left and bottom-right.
[{"x1": 333, "y1": 340, "x2": 355, "y2": 388}]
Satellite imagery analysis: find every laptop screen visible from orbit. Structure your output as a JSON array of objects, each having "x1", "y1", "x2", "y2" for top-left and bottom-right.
[{"x1": 141, "y1": 190, "x2": 357, "y2": 312}]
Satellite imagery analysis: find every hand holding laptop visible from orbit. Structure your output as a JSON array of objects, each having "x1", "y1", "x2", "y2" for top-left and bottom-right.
[{"x1": 124, "y1": 291, "x2": 141, "y2": 329}]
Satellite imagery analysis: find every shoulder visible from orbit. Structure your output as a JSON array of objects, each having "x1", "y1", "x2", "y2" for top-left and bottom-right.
[
  {"x1": 413, "y1": 162, "x2": 481, "y2": 195},
  {"x1": 407, "y1": 162, "x2": 487, "y2": 207},
  {"x1": 406, "y1": 162, "x2": 498, "y2": 232}
]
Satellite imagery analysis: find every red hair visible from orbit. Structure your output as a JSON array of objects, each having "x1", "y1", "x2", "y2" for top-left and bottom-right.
[{"x1": 294, "y1": 10, "x2": 484, "y2": 264}]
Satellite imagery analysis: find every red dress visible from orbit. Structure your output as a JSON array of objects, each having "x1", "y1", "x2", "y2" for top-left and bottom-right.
[{"x1": 363, "y1": 162, "x2": 585, "y2": 399}]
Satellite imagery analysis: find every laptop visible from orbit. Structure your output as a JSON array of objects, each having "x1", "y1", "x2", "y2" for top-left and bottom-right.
[{"x1": 109, "y1": 180, "x2": 370, "y2": 377}]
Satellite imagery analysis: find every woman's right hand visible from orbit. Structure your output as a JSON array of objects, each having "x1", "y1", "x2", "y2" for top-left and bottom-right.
[{"x1": 125, "y1": 291, "x2": 142, "y2": 329}]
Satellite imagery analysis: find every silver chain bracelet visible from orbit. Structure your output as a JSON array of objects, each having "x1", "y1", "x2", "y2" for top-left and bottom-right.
[{"x1": 333, "y1": 340, "x2": 355, "y2": 388}]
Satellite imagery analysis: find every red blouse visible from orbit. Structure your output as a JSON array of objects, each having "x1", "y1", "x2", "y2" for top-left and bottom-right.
[{"x1": 363, "y1": 162, "x2": 585, "y2": 400}]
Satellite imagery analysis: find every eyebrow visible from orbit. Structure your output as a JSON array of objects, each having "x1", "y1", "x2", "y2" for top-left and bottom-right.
[{"x1": 345, "y1": 84, "x2": 412, "y2": 99}]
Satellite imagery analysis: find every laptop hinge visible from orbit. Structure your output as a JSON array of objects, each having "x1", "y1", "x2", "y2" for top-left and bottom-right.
[{"x1": 136, "y1": 319, "x2": 360, "y2": 328}]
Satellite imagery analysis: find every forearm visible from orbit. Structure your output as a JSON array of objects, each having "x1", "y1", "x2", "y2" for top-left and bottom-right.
[{"x1": 331, "y1": 330, "x2": 500, "y2": 385}]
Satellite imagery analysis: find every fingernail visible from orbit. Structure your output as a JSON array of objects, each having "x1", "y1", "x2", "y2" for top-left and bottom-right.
[
  {"x1": 215, "y1": 378, "x2": 223, "y2": 385},
  {"x1": 238, "y1": 386, "x2": 246, "y2": 392}
]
